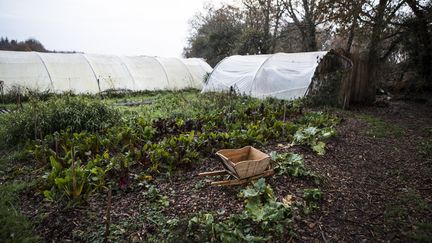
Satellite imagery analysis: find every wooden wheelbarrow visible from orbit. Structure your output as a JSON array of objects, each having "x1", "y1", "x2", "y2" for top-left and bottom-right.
[{"x1": 198, "y1": 146, "x2": 274, "y2": 186}]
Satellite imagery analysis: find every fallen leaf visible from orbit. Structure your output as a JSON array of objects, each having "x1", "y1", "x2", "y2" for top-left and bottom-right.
[{"x1": 283, "y1": 195, "x2": 294, "y2": 207}]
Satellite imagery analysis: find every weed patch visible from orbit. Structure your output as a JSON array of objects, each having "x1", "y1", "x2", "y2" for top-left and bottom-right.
[
  {"x1": 0, "y1": 96, "x2": 120, "y2": 147},
  {"x1": 0, "y1": 182, "x2": 39, "y2": 242},
  {"x1": 356, "y1": 114, "x2": 405, "y2": 138},
  {"x1": 384, "y1": 188, "x2": 431, "y2": 240},
  {"x1": 421, "y1": 127, "x2": 432, "y2": 158},
  {"x1": 408, "y1": 222, "x2": 432, "y2": 242}
]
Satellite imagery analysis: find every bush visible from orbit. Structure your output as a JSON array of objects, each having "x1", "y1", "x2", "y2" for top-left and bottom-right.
[{"x1": 0, "y1": 96, "x2": 121, "y2": 147}]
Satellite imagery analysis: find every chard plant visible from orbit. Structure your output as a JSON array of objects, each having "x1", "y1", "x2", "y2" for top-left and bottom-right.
[{"x1": 187, "y1": 179, "x2": 292, "y2": 242}]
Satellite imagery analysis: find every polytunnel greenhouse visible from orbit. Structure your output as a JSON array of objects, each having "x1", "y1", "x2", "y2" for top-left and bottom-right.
[
  {"x1": 0, "y1": 50, "x2": 213, "y2": 93},
  {"x1": 202, "y1": 51, "x2": 329, "y2": 100}
]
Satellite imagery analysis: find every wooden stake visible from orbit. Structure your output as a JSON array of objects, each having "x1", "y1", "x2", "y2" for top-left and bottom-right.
[
  {"x1": 104, "y1": 188, "x2": 112, "y2": 242},
  {"x1": 198, "y1": 170, "x2": 227, "y2": 177},
  {"x1": 210, "y1": 169, "x2": 274, "y2": 186}
]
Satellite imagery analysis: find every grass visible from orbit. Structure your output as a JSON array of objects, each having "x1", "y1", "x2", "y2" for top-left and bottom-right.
[
  {"x1": 408, "y1": 222, "x2": 432, "y2": 242},
  {"x1": 384, "y1": 188, "x2": 431, "y2": 241},
  {"x1": 356, "y1": 114, "x2": 405, "y2": 138},
  {"x1": 419, "y1": 140, "x2": 432, "y2": 158},
  {"x1": 419, "y1": 127, "x2": 432, "y2": 159},
  {"x1": 0, "y1": 150, "x2": 39, "y2": 242},
  {"x1": 0, "y1": 182, "x2": 38, "y2": 243}
]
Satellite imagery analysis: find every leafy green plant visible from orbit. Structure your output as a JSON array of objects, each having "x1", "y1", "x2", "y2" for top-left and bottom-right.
[
  {"x1": 239, "y1": 179, "x2": 291, "y2": 227},
  {"x1": 270, "y1": 152, "x2": 316, "y2": 179},
  {"x1": 293, "y1": 126, "x2": 335, "y2": 155},
  {"x1": 302, "y1": 188, "x2": 323, "y2": 214},
  {"x1": 194, "y1": 180, "x2": 206, "y2": 190},
  {"x1": 43, "y1": 151, "x2": 111, "y2": 200},
  {"x1": 187, "y1": 179, "x2": 292, "y2": 242},
  {"x1": 143, "y1": 185, "x2": 169, "y2": 208},
  {"x1": 292, "y1": 112, "x2": 339, "y2": 154}
]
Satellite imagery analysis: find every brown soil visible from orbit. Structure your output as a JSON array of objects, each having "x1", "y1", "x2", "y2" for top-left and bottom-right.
[{"x1": 19, "y1": 100, "x2": 432, "y2": 242}]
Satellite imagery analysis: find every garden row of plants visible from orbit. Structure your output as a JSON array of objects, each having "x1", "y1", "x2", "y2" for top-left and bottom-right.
[
  {"x1": 98, "y1": 163, "x2": 322, "y2": 243},
  {"x1": 0, "y1": 90, "x2": 339, "y2": 242},
  {"x1": 137, "y1": 150, "x2": 324, "y2": 242},
  {"x1": 81, "y1": 150, "x2": 323, "y2": 242},
  {"x1": 0, "y1": 91, "x2": 338, "y2": 202}
]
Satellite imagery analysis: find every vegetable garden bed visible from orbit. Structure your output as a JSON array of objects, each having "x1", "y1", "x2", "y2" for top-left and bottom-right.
[{"x1": 0, "y1": 90, "x2": 430, "y2": 242}]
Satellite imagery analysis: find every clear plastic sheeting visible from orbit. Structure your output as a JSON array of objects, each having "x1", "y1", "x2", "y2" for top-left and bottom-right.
[
  {"x1": 202, "y1": 51, "x2": 328, "y2": 100},
  {"x1": 39, "y1": 53, "x2": 100, "y2": 93},
  {"x1": 156, "y1": 57, "x2": 194, "y2": 90},
  {"x1": 121, "y1": 56, "x2": 170, "y2": 91},
  {"x1": 0, "y1": 51, "x2": 213, "y2": 93},
  {"x1": 0, "y1": 51, "x2": 52, "y2": 91},
  {"x1": 180, "y1": 58, "x2": 213, "y2": 89}
]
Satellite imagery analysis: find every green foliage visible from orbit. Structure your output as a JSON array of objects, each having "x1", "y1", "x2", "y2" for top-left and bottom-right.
[
  {"x1": 270, "y1": 152, "x2": 317, "y2": 180},
  {"x1": 143, "y1": 131, "x2": 199, "y2": 173},
  {"x1": 21, "y1": 91, "x2": 338, "y2": 204},
  {"x1": 0, "y1": 182, "x2": 39, "y2": 242},
  {"x1": 194, "y1": 180, "x2": 206, "y2": 190},
  {"x1": 0, "y1": 150, "x2": 31, "y2": 181},
  {"x1": 143, "y1": 185, "x2": 169, "y2": 208},
  {"x1": 239, "y1": 179, "x2": 290, "y2": 225},
  {"x1": 0, "y1": 96, "x2": 121, "y2": 147},
  {"x1": 43, "y1": 152, "x2": 109, "y2": 201},
  {"x1": 28, "y1": 115, "x2": 155, "y2": 200},
  {"x1": 302, "y1": 188, "x2": 322, "y2": 214},
  {"x1": 183, "y1": 4, "x2": 243, "y2": 66},
  {"x1": 293, "y1": 112, "x2": 338, "y2": 155},
  {"x1": 188, "y1": 179, "x2": 292, "y2": 242},
  {"x1": 0, "y1": 90, "x2": 338, "y2": 241}
]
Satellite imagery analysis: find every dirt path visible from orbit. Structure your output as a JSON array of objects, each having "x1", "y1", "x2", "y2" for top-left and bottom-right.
[{"x1": 296, "y1": 100, "x2": 432, "y2": 242}]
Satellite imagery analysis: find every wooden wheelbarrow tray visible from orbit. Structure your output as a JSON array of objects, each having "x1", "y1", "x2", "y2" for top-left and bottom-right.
[{"x1": 199, "y1": 146, "x2": 274, "y2": 186}]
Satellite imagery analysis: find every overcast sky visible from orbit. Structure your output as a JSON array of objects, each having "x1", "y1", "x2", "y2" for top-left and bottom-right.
[{"x1": 0, "y1": 0, "x2": 223, "y2": 57}]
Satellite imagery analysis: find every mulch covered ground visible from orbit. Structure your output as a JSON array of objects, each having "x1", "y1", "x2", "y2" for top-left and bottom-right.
[
  {"x1": 20, "y1": 99, "x2": 432, "y2": 242},
  {"x1": 295, "y1": 100, "x2": 432, "y2": 242}
]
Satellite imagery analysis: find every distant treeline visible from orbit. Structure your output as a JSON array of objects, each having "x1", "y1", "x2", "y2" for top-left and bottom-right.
[{"x1": 0, "y1": 37, "x2": 80, "y2": 53}]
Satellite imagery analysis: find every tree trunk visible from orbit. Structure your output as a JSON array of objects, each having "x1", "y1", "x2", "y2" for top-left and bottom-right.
[
  {"x1": 307, "y1": 18, "x2": 317, "y2": 51},
  {"x1": 346, "y1": 14, "x2": 358, "y2": 53},
  {"x1": 286, "y1": 0, "x2": 318, "y2": 52},
  {"x1": 261, "y1": 0, "x2": 272, "y2": 54},
  {"x1": 270, "y1": 0, "x2": 283, "y2": 53},
  {"x1": 364, "y1": 0, "x2": 387, "y2": 103}
]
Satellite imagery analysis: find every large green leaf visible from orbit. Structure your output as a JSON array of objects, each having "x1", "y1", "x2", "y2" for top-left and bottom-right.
[{"x1": 312, "y1": 141, "x2": 326, "y2": 155}]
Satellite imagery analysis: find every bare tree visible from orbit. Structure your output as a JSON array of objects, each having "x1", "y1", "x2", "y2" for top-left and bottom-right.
[
  {"x1": 284, "y1": 0, "x2": 324, "y2": 51},
  {"x1": 242, "y1": 0, "x2": 286, "y2": 53}
]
